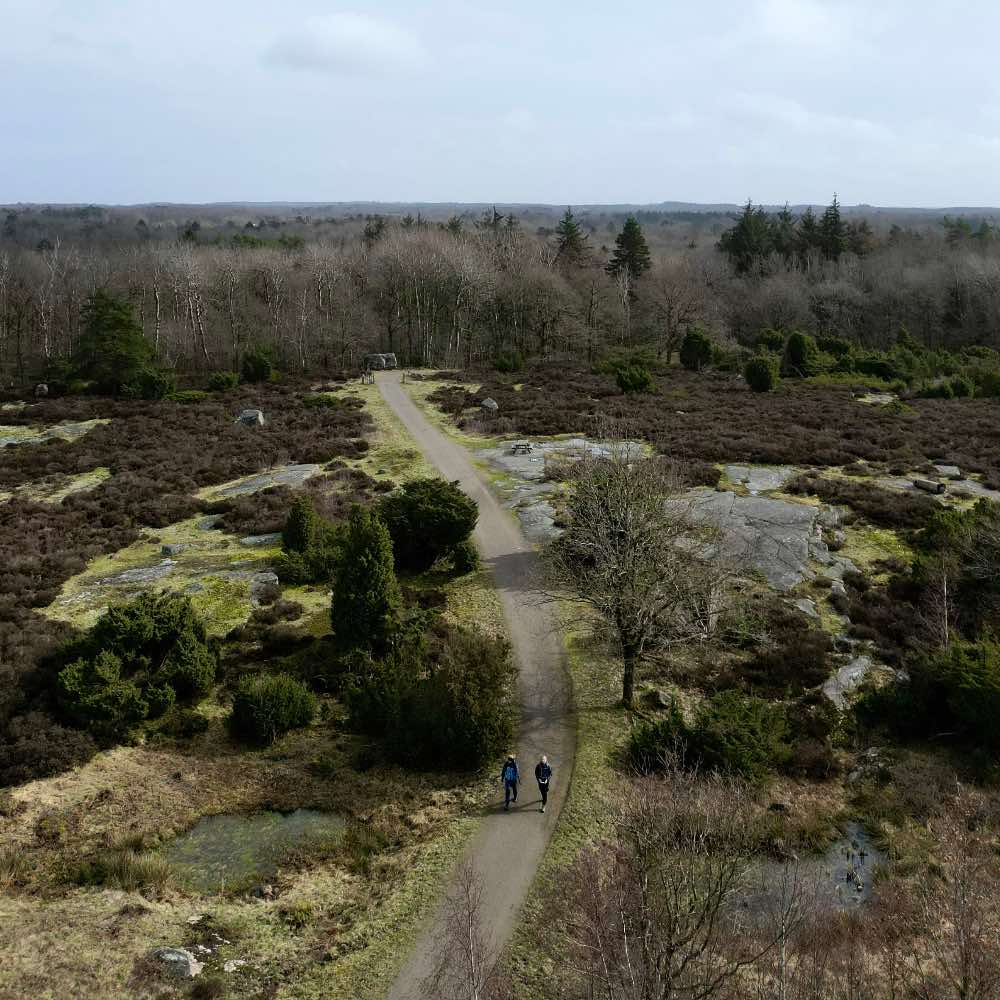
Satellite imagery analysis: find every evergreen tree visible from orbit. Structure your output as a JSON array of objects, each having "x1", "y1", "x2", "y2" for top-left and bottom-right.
[
  {"x1": 770, "y1": 204, "x2": 797, "y2": 258},
  {"x1": 717, "y1": 201, "x2": 774, "y2": 272},
  {"x1": 70, "y1": 290, "x2": 154, "y2": 395},
  {"x1": 606, "y1": 215, "x2": 651, "y2": 280},
  {"x1": 818, "y1": 194, "x2": 846, "y2": 260},
  {"x1": 797, "y1": 207, "x2": 820, "y2": 255},
  {"x1": 282, "y1": 495, "x2": 318, "y2": 554},
  {"x1": 331, "y1": 506, "x2": 401, "y2": 655},
  {"x1": 553, "y1": 207, "x2": 591, "y2": 268}
]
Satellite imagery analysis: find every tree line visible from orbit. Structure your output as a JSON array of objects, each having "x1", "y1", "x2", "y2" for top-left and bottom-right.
[{"x1": 2, "y1": 199, "x2": 1000, "y2": 382}]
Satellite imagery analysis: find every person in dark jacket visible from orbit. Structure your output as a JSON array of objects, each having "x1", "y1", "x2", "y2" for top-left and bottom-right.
[
  {"x1": 534, "y1": 755, "x2": 552, "y2": 813},
  {"x1": 501, "y1": 754, "x2": 519, "y2": 810}
]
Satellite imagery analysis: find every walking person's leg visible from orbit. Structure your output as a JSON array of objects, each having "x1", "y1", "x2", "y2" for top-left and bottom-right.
[
  {"x1": 504, "y1": 781, "x2": 511, "y2": 810},
  {"x1": 538, "y1": 781, "x2": 548, "y2": 812}
]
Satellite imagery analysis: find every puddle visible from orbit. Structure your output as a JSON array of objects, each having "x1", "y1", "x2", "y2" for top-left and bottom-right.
[
  {"x1": 160, "y1": 809, "x2": 345, "y2": 893},
  {"x1": 748, "y1": 822, "x2": 886, "y2": 917}
]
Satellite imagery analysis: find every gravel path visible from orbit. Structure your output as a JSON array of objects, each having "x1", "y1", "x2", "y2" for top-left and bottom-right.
[{"x1": 379, "y1": 373, "x2": 574, "y2": 1000}]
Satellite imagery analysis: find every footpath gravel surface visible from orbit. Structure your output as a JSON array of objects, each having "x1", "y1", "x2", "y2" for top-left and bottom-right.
[{"x1": 379, "y1": 373, "x2": 574, "y2": 1000}]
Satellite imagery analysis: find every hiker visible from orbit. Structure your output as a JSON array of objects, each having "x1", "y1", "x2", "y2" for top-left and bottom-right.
[
  {"x1": 535, "y1": 755, "x2": 552, "y2": 813},
  {"x1": 501, "y1": 754, "x2": 519, "y2": 811}
]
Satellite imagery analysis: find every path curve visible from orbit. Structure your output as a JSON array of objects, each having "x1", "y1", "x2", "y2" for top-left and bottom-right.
[{"x1": 380, "y1": 372, "x2": 574, "y2": 1000}]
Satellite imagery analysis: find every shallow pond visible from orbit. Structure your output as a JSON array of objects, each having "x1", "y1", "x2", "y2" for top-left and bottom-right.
[
  {"x1": 160, "y1": 809, "x2": 346, "y2": 893},
  {"x1": 747, "y1": 822, "x2": 886, "y2": 918}
]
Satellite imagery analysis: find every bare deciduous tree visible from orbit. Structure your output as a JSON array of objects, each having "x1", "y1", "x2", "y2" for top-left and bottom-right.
[
  {"x1": 422, "y1": 862, "x2": 509, "y2": 1000},
  {"x1": 545, "y1": 442, "x2": 732, "y2": 707},
  {"x1": 556, "y1": 767, "x2": 778, "y2": 1000}
]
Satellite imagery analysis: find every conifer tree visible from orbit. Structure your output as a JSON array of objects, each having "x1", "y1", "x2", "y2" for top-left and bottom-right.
[
  {"x1": 717, "y1": 201, "x2": 773, "y2": 272},
  {"x1": 797, "y1": 206, "x2": 820, "y2": 256},
  {"x1": 553, "y1": 207, "x2": 591, "y2": 267},
  {"x1": 282, "y1": 495, "x2": 317, "y2": 554},
  {"x1": 606, "y1": 215, "x2": 652, "y2": 280},
  {"x1": 819, "y1": 194, "x2": 846, "y2": 260},
  {"x1": 332, "y1": 506, "x2": 401, "y2": 655}
]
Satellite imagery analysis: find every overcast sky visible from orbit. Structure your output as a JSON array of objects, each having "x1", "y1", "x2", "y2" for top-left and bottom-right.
[{"x1": 2, "y1": 0, "x2": 998, "y2": 206}]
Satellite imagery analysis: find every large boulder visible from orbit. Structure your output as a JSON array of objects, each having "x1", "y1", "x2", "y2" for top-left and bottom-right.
[
  {"x1": 480, "y1": 397, "x2": 499, "y2": 415},
  {"x1": 235, "y1": 409, "x2": 265, "y2": 427},
  {"x1": 152, "y1": 947, "x2": 203, "y2": 979}
]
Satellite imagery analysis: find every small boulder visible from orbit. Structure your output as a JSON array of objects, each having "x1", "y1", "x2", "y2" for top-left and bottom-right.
[
  {"x1": 235, "y1": 409, "x2": 265, "y2": 427},
  {"x1": 480, "y1": 397, "x2": 499, "y2": 415},
  {"x1": 224, "y1": 959, "x2": 248, "y2": 973},
  {"x1": 34, "y1": 383, "x2": 49, "y2": 398},
  {"x1": 152, "y1": 947, "x2": 203, "y2": 979},
  {"x1": 251, "y1": 883, "x2": 275, "y2": 900},
  {"x1": 239, "y1": 533, "x2": 281, "y2": 548},
  {"x1": 161, "y1": 543, "x2": 186, "y2": 557}
]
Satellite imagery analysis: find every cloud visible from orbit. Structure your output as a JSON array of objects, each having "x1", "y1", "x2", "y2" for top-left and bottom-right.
[
  {"x1": 725, "y1": 91, "x2": 892, "y2": 142},
  {"x1": 264, "y1": 13, "x2": 426, "y2": 75},
  {"x1": 758, "y1": 0, "x2": 845, "y2": 45}
]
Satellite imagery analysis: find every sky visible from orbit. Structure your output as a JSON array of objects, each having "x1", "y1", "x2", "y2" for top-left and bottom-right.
[{"x1": 2, "y1": 0, "x2": 999, "y2": 207}]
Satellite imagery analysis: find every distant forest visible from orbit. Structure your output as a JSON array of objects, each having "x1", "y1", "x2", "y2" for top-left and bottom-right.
[{"x1": 1, "y1": 197, "x2": 999, "y2": 380}]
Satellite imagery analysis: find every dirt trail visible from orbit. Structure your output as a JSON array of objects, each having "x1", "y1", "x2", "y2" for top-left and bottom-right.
[{"x1": 379, "y1": 373, "x2": 574, "y2": 1000}]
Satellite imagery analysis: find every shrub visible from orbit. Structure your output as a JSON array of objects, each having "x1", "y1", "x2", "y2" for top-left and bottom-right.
[
  {"x1": 378, "y1": 478, "x2": 478, "y2": 572},
  {"x1": 615, "y1": 364, "x2": 654, "y2": 394},
  {"x1": 451, "y1": 538, "x2": 480, "y2": 575},
  {"x1": 167, "y1": 389, "x2": 209, "y2": 404},
  {"x1": 782, "y1": 331, "x2": 827, "y2": 377},
  {"x1": 627, "y1": 699, "x2": 688, "y2": 773},
  {"x1": 123, "y1": 367, "x2": 176, "y2": 400},
  {"x1": 744, "y1": 355, "x2": 779, "y2": 393},
  {"x1": 691, "y1": 691, "x2": 790, "y2": 781},
  {"x1": 283, "y1": 495, "x2": 319, "y2": 554},
  {"x1": 241, "y1": 343, "x2": 276, "y2": 383},
  {"x1": 229, "y1": 673, "x2": 317, "y2": 745},
  {"x1": 0, "y1": 714, "x2": 98, "y2": 786},
  {"x1": 679, "y1": 329, "x2": 713, "y2": 371},
  {"x1": 332, "y1": 506, "x2": 402, "y2": 655},
  {"x1": 403, "y1": 626, "x2": 516, "y2": 767},
  {"x1": 347, "y1": 624, "x2": 516, "y2": 769},
  {"x1": 494, "y1": 350, "x2": 524, "y2": 373},
  {"x1": 57, "y1": 651, "x2": 149, "y2": 741},
  {"x1": 950, "y1": 374, "x2": 975, "y2": 398},
  {"x1": 275, "y1": 497, "x2": 342, "y2": 585},
  {"x1": 55, "y1": 593, "x2": 217, "y2": 741},
  {"x1": 161, "y1": 629, "x2": 217, "y2": 698},
  {"x1": 207, "y1": 370, "x2": 240, "y2": 392},
  {"x1": 629, "y1": 691, "x2": 790, "y2": 782},
  {"x1": 754, "y1": 329, "x2": 786, "y2": 353}
]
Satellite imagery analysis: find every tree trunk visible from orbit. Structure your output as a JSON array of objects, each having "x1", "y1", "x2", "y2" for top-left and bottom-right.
[{"x1": 622, "y1": 648, "x2": 637, "y2": 708}]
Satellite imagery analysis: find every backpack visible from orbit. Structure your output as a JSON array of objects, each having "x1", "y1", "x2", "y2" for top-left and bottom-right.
[{"x1": 503, "y1": 764, "x2": 516, "y2": 782}]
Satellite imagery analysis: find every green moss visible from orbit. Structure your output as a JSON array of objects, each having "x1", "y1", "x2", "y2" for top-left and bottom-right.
[
  {"x1": 0, "y1": 466, "x2": 111, "y2": 504},
  {"x1": 840, "y1": 524, "x2": 914, "y2": 578},
  {"x1": 43, "y1": 515, "x2": 282, "y2": 635}
]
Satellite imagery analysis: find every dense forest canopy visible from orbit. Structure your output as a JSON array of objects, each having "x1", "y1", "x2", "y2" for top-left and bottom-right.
[{"x1": 1, "y1": 198, "x2": 1000, "y2": 381}]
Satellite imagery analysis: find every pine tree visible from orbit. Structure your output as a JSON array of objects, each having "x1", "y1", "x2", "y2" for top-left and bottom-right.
[
  {"x1": 770, "y1": 204, "x2": 797, "y2": 258},
  {"x1": 606, "y1": 215, "x2": 651, "y2": 280},
  {"x1": 819, "y1": 194, "x2": 846, "y2": 260},
  {"x1": 332, "y1": 506, "x2": 401, "y2": 655},
  {"x1": 553, "y1": 207, "x2": 590, "y2": 267},
  {"x1": 717, "y1": 201, "x2": 774, "y2": 272},
  {"x1": 72, "y1": 290, "x2": 155, "y2": 395},
  {"x1": 797, "y1": 206, "x2": 820, "y2": 256}
]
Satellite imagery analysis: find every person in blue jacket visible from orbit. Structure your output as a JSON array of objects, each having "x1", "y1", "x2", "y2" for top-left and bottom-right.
[
  {"x1": 534, "y1": 755, "x2": 552, "y2": 813},
  {"x1": 501, "y1": 753, "x2": 519, "y2": 811}
]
